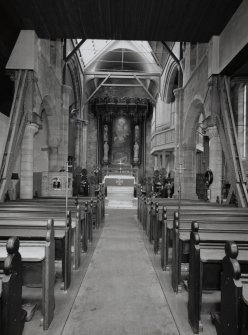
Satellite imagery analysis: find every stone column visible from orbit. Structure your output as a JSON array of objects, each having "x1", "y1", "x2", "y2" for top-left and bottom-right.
[
  {"x1": 75, "y1": 120, "x2": 81, "y2": 167},
  {"x1": 236, "y1": 84, "x2": 245, "y2": 158},
  {"x1": 180, "y1": 145, "x2": 198, "y2": 200},
  {"x1": 162, "y1": 152, "x2": 166, "y2": 169},
  {"x1": 81, "y1": 120, "x2": 88, "y2": 168},
  {"x1": 168, "y1": 152, "x2": 174, "y2": 177},
  {"x1": 20, "y1": 122, "x2": 39, "y2": 199},
  {"x1": 173, "y1": 87, "x2": 184, "y2": 198},
  {"x1": 154, "y1": 155, "x2": 158, "y2": 170},
  {"x1": 48, "y1": 143, "x2": 59, "y2": 172},
  {"x1": 207, "y1": 126, "x2": 222, "y2": 203},
  {"x1": 58, "y1": 85, "x2": 72, "y2": 167}
]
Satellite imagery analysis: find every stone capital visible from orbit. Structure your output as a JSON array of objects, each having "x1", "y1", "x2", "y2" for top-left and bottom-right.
[
  {"x1": 206, "y1": 126, "x2": 219, "y2": 139},
  {"x1": 173, "y1": 87, "x2": 184, "y2": 99},
  {"x1": 25, "y1": 122, "x2": 39, "y2": 137}
]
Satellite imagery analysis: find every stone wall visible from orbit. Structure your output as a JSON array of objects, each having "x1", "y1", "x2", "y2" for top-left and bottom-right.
[
  {"x1": 36, "y1": 39, "x2": 64, "y2": 170},
  {"x1": 175, "y1": 55, "x2": 209, "y2": 199},
  {"x1": 145, "y1": 115, "x2": 154, "y2": 178},
  {"x1": 0, "y1": 113, "x2": 9, "y2": 163},
  {"x1": 86, "y1": 111, "x2": 98, "y2": 172}
]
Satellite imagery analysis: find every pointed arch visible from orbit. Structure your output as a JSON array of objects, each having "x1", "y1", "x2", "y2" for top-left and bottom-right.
[
  {"x1": 162, "y1": 61, "x2": 179, "y2": 103},
  {"x1": 183, "y1": 97, "x2": 206, "y2": 148}
]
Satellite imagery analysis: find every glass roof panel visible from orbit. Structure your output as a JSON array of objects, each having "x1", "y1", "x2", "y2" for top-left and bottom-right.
[
  {"x1": 78, "y1": 39, "x2": 161, "y2": 72},
  {"x1": 78, "y1": 39, "x2": 112, "y2": 67},
  {"x1": 135, "y1": 41, "x2": 154, "y2": 64}
]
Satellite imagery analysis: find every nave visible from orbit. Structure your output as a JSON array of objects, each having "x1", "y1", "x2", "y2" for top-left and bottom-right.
[
  {"x1": 1, "y1": 3, "x2": 248, "y2": 333},
  {"x1": 19, "y1": 205, "x2": 218, "y2": 335}
]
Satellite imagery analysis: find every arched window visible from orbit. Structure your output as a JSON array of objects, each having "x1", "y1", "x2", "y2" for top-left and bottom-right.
[{"x1": 166, "y1": 68, "x2": 178, "y2": 104}]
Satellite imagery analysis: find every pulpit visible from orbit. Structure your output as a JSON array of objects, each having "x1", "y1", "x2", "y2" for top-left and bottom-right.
[{"x1": 41, "y1": 171, "x2": 72, "y2": 197}]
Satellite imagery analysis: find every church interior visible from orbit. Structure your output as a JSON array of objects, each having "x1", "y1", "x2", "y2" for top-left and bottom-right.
[{"x1": 0, "y1": 1, "x2": 248, "y2": 334}]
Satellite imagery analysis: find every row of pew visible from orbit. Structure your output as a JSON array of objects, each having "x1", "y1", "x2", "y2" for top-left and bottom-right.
[
  {"x1": 0, "y1": 194, "x2": 105, "y2": 334},
  {"x1": 137, "y1": 195, "x2": 248, "y2": 334}
]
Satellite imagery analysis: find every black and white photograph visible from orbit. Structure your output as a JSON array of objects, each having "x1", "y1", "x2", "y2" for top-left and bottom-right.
[{"x1": 0, "y1": 1, "x2": 247, "y2": 334}]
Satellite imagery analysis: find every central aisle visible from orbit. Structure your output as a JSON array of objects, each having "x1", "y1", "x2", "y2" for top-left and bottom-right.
[{"x1": 62, "y1": 209, "x2": 179, "y2": 335}]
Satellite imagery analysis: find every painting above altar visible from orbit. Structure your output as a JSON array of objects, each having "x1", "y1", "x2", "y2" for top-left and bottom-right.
[{"x1": 111, "y1": 116, "x2": 131, "y2": 165}]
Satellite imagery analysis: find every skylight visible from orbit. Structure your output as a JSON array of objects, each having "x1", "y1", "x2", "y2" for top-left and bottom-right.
[
  {"x1": 135, "y1": 41, "x2": 155, "y2": 64},
  {"x1": 78, "y1": 39, "x2": 112, "y2": 67}
]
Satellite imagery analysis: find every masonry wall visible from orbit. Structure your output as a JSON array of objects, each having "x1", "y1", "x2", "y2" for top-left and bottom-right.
[
  {"x1": 145, "y1": 115, "x2": 154, "y2": 178},
  {"x1": 0, "y1": 113, "x2": 9, "y2": 163},
  {"x1": 86, "y1": 111, "x2": 98, "y2": 173},
  {"x1": 36, "y1": 39, "x2": 63, "y2": 169},
  {"x1": 182, "y1": 54, "x2": 209, "y2": 126}
]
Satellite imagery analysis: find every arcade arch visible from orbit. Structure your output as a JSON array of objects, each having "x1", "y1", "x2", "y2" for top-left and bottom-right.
[{"x1": 181, "y1": 98, "x2": 207, "y2": 199}]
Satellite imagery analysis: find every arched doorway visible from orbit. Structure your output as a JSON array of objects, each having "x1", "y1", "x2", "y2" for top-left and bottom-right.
[{"x1": 181, "y1": 98, "x2": 208, "y2": 199}]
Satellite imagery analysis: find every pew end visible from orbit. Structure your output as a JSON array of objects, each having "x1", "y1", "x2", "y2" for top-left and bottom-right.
[
  {"x1": 212, "y1": 241, "x2": 248, "y2": 335},
  {"x1": 0, "y1": 237, "x2": 26, "y2": 335}
]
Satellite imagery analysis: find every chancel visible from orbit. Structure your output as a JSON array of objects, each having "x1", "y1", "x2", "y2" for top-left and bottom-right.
[{"x1": 0, "y1": 1, "x2": 248, "y2": 335}]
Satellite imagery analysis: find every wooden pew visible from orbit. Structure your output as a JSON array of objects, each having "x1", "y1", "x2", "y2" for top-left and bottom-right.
[
  {"x1": 137, "y1": 193, "x2": 248, "y2": 225},
  {"x1": 82, "y1": 202, "x2": 89, "y2": 253},
  {"x1": 137, "y1": 194, "x2": 247, "y2": 242},
  {"x1": 1, "y1": 198, "x2": 100, "y2": 248},
  {"x1": 8, "y1": 196, "x2": 100, "y2": 219},
  {"x1": 0, "y1": 212, "x2": 72, "y2": 291},
  {"x1": 0, "y1": 200, "x2": 94, "y2": 262},
  {"x1": 160, "y1": 207, "x2": 167, "y2": 270},
  {"x1": 149, "y1": 203, "x2": 160, "y2": 253},
  {"x1": 188, "y1": 223, "x2": 248, "y2": 334},
  {"x1": 0, "y1": 196, "x2": 104, "y2": 264},
  {"x1": 144, "y1": 202, "x2": 247, "y2": 255},
  {"x1": 0, "y1": 221, "x2": 55, "y2": 330},
  {"x1": 211, "y1": 241, "x2": 248, "y2": 335},
  {"x1": 137, "y1": 195, "x2": 248, "y2": 275},
  {"x1": 169, "y1": 211, "x2": 248, "y2": 293},
  {"x1": 0, "y1": 237, "x2": 26, "y2": 335},
  {"x1": 163, "y1": 207, "x2": 248, "y2": 257},
  {"x1": 137, "y1": 195, "x2": 212, "y2": 222}
]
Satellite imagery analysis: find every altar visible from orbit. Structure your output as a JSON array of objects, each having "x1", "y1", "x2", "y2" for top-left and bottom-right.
[
  {"x1": 104, "y1": 174, "x2": 136, "y2": 208},
  {"x1": 103, "y1": 174, "x2": 135, "y2": 187}
]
